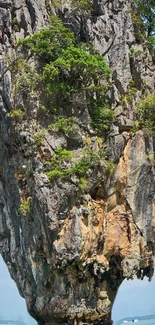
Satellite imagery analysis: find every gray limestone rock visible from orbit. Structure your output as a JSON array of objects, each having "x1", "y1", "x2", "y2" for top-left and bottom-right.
[{"x1": 0, "y1": 0, "x2": 155, "y2": 324}]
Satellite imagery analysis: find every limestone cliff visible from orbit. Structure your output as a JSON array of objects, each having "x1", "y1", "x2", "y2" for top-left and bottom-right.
[{"x1": 0, "y1": 0, "x2": 155, "y2": 324}]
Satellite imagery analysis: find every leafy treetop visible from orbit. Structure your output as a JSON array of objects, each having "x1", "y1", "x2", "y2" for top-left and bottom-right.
[
  {"x1": 42, "y1": 45, "x2": 111, "y2": 98},
  {"x1": 132, "y1": 0, "x2": 155, "y2": 48},
  {"x1": 18, "y1": 15, "x2": 113, "y2": 133},
  {"x1": 134, "y1": 0, "x2": 155, "y2": 37},
  {"x1": 18, "y1": 16, "x2": 75, "y2": 63}
]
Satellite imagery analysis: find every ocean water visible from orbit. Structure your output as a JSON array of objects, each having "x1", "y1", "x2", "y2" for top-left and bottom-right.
[{"x1": 116, "y1": 315, "x2": 155, "y2": 325}]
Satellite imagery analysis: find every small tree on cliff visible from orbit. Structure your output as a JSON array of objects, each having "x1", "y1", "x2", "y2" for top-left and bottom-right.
[
  {"x1": 133, "y1": 0, "x2": 155, "y2": 47},
  {"x1": 135, "y1": 0, "x2": 155, "y2": 35},
  {"x1": 19, "y1": 16, "x2": 114, "y2": 133}
]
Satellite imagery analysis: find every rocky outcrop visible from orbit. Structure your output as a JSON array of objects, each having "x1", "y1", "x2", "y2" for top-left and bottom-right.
[{"x1": 0, "y1": 0, "x2": 155, "y2": 325}]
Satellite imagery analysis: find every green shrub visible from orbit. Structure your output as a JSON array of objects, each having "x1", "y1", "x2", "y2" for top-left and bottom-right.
[
  {"x1": 132, "y1": 0, "x2": 155, "y2": 46},
  {"x1": 46, "y1": 147, "x2": 74, "y2": 180},
  {"x1": 19, "y1": 198, "x2": 31, "y2": 216},
  {"x1": 48, "y1": 147, "x2": 73, "y2": 167},
  {"x1": 105, "y1": 161, "x2": 116, "y2": 175},
  {"x1": 18, "y1": 16, "x2": 113, "y2": 132},
  {"x1": 129, "y1": 48, "x2": 144, "y2": 59},
  {"x1": 128, "y1": 80, "x2": 137, "y2": 96},
  {"x1": 89, "y1": 98, "x2": 114, "y2": 133},
  {"x1": 131, "y1": 12, "x2": 145, "y2": 43},
  {"x1": 8, "y1": 57, "x2": 40, "y2": 113},
  {"x1": 17, "y1": 71, "x2": 39, "y2": 93},
  {"x1": 118, "y1": 80, "x2": 138, "y2": 108},
  {"x1": 72, "y1": 0, "x2": 92, "y2": 11},
  {"x1": 12, "y1": 17, "x2": 20, "y2": 32},
  {"x1": 130, "y1": 120, "x2": 141, "y2": 133},
  {"x1": 19, "y1": 16, "x2": 75, "y2": 64},
  {"x1": 136, "y1": 94, "x2": 155, "y2": 133},
  {"x1": 46, "y1": 158, "x2": 90, "y2": 181},
  {"x1": 48, "y1": 117, "x2": 78, "y2": 133},
  {"x1": 46, "y1": 169, "x2": 62, "y2": 180},
  {"x1": 42, "y1": 45, "x2": 111, "y2": 99},
  {"x1": 7, "y1": 109, "x2": 24, "y2": 119},
  {"x1": 46, "y1": 146, "x2": 106, "y2": 182},
  {"x1": 147, "y1": 35, "x2": 155, "y2": 51},
  {"x1": 46, "y1": 147, "x2": 90, "y2": 181},
  {"x1": 83, "y1": 147, "x2": 105, "y2": 162},
  {"x1": 42, "y1": 44, "x2": 112, "y2": 130},
  {"x1": 9, "y1": 59, "x2": 39, "y2": 91},
  {"x1": 45, "y1": 0, "x2": 51, "y2": 11},
  {"x1": 33, "y1": 130, "x2": 46, "y2": 146},
  {"x1": 71, "y1": 158, "x2": 90, "y2": 176},
  {"x1": 79, "y1": 177, "x2": 88, "y2": 190},
  {"x1": 52, "y1": 0, "x2": 92, "y2": 12},
  {"x1": 39, "y1": 104, "x2": 46, "y2": 111},
  {"x1": 132, "y1": 0, "x2": 155, "y2": 36}
]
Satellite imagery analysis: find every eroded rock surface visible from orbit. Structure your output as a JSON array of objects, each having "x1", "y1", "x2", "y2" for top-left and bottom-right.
[{"x1": 0, "y1": 0, "x2": 155, "y2": 324}]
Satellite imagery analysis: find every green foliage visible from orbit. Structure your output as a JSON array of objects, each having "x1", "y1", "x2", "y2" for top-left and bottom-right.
[
  {"x1": 46, "y1": 157, "x2": 90, "y2": 181},
  {"x1": 7, "y1": 109, "x2": 24, "y2": 119},
  {"x1": 18, "y1": 16, "x2": 113, "y2": 133},
  {"x1": 12, "y1": 17, "x2": 20, "y2": 32},
  {"x1": 46, "y1": 169, "x2": 61, "y2": 180},
  {"x1": 147, "y1": 35, "x2": 155, "y2": 50},
  {"x1": 72, "y1": 0, "x2": 92, "y2": 11},
  {"x1": 130, "y1": 120, "x2": 141, "y2": 133},
  {"x1": 79, "y1": 177, "x2": 88, "y2": 190},
  {"x1": 42, "y1": 45, "x2": 111, "y2": 99},
  {"x1": 48, "y1": 117, "x2": 78, "y2": 133},
  {"x1": 89, "y1": 98, "x2": 114, "y2": 133},
  {"x1": 46, "y1": 147, "x2": 74, "y2": 181},
  {"x1": 71, "y1": 158, "x2": 90, "y2": 175},
  {"x1": 133, "y1": 0, "x2": 155, "y2": 36},
  {"x1": 52, "y1": 0, "x2": 92, "y2": 13},
  {"x1": 48, "y1": 147, "x2": 73, "y2": 168},
  {"x1": 132, "y1": 0, "x2": 155, "y2": 48},
  {"x1": 9, "y1": 58, "x2": 39, "y2": 92},
  {"x1": 19, "y1": 16, "x2": 75, "y2": 64},
  {"x1": 129, "y1": 48, "x2": 144, "y2": 59},
  {"x1": 39, "y1": 104, "x2": 46, "y2": 111},
  {"x1": 46, "y1": 146, "x2": 106, "y2": 182},
  {"x1": 131, "y1": 10, "x2": 145, "y2": 43},
  {"x1": 33, "y1": 130, "x2": 46, "y2": 146},
  {"x1": 45, "y1": 0, "x2": 51, "y2": 11},
  {"x1": 17, "y1": 72, "x2": 38, "y2": 93},
  {"x1": 105, "y1": 161, "x2": 116, "y2": 175},
  {"x1": 127, "y1": 80, "x2": 137, "y2": 96},
  {"x1": 7, "y1": 57, "x2": 40, "y2": 113},
  {"x1": 119, "y1": 80, "x2": 137, "y2": 108},
  {"x1": 42, "y1": 44, "x2": 112, "y2": 132},
  {"x1": 136, "y1": 94, "x2": 155, "y2": 133},
  {"x1": 19, "y1": 198, "x2": 31, "y2": 216},
  {"x1": 83, "y1": 147, "x2": 105, "y2": 161}
]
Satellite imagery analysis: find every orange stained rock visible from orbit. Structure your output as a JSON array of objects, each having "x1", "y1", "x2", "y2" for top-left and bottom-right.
[{"x1": 104, "y1": 205, "x2": 140, "y2": 258}]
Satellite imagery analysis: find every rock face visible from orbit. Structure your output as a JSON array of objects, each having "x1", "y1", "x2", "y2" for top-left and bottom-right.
[{"x1": 0, "y1": 0, "x2": 155, "y2": 324}]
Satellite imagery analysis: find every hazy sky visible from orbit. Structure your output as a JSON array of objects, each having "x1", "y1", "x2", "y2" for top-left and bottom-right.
[
  {"x1": 0, "y1": 256, "x2": 155, "y2": 324},
  {"x1": 112, "y1": 274, "x2": 155, "y2": 322},
  {"x1": 0, "y1": 256, "x2": 36, "y2": 325}
]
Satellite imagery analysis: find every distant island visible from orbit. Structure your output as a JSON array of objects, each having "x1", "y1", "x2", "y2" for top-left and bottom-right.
[
  {"x1": 0, "y1": 321, "x2": 26, "y2": 325},
  {"x1": 116, "y1": 314, "x2": 155, "y2": 325}
]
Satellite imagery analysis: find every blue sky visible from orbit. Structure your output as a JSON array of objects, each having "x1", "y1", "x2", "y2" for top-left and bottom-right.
[
  {"x1": 0, "y1": 257, "x2": 36, "y2": 325},
  {"x1": 0, "y1": 256, "x2": 155, "y2": 324},
  {"x1": 112, "y1": 275, "x2": 155, "y2": 322}
]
